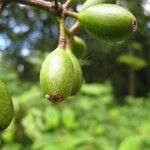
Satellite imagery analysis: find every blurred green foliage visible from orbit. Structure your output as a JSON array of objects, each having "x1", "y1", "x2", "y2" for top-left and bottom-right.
[
  {"x1": 117, "y1": 54, "x2": 147, "y2": 70},
  {"x1": 0, "y1": 83, "x2": 150, "y2": 149}
]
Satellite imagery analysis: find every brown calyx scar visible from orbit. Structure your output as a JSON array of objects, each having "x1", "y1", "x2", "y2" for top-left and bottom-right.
[
  {"x1": 132, "y1": 17, "x2": 137, "y2": 32},
  {"x1": 45, "y1": 93, "x2": 63, "y2": 103}
]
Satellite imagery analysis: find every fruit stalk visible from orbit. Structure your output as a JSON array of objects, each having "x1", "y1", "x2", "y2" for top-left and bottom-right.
[
  {"x1": 64, "y1": 10, "x2": 77, "y2": 19},
  {"x1": 63, "y1": 0, "x2": 73, "y2": 8},
  {"x1": 69, "y1": 21, "x2": 80, "y2": 34},
  {"x1": 64, "y1": 10, "x2": 80, "y2": 34},
  {"x1": 58, "y1": 17, "x2": 66, "y2": 49}
]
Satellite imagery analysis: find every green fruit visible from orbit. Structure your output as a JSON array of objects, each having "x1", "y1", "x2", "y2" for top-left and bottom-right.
[
  {"x1": 0, "y1": 80, "x2": 14, "y2": 131},
  {"x1": 70, "y1": 36, "x2": 87, "y2": 59},
  {"x1": 66, "y1": 46, "x2": 83, "y2": 95},
  {"x1": 75, "y1": 4, "x2": 137, "y2": 41},
  {"x1": 82, "y1": 0, "x2": 115, "y2": 10},
  {"x1": 40, "y1": 47, "x2": 74, "y2": 103}
]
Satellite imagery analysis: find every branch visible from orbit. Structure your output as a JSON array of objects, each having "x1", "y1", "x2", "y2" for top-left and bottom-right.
[
  {"x1": 13, "y1": 0, "x2": 62, "y2": 13},
  {"x1": 0, "y1": 0, "x2": 80, "y2": 42},
  {"x1": 0, "y1": 0, "x2": 11, "y2": 13}
]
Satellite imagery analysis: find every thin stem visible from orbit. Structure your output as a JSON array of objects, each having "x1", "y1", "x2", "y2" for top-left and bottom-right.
[
  {"x1": 64, "y1": 10, "x2": 77, "y2": 18},
  {"x1": 69, "y1": 21, "x2": 80, "y2": 34},
  {"x1": 58, "y1": 16, "x2": 66, "y2": 49},
  {"x1": 63, "y1": 0, "x2": 73, "y2": 8},
  {"x1": 65, "y1": 27, "x2": 73, "y2": 38}
]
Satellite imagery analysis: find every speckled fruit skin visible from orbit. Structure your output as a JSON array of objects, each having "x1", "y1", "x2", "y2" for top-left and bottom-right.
[
  {"x1": 82, "y1": 0, "x2": 115, "y2": 10},
  {"x1": 70, "y1": 36, "x2": 87, "y2": 59},
  {"x1": 76, "y1": 4, "x2": 137, "y2": 42},
  {"x1": 40, "y1": 48, "x2": 74, "y2": 103},
  {"x1": 0, "y1": 80, "x2": 14, "y2": 131},
  {"x1": 66, "y1": 46, "x2": 83, "y2": 95}
]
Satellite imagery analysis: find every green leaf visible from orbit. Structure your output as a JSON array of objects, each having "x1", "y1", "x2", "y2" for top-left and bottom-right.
[
  {"x1": 43, "y1": 106, "x2": 60, "y2": 130},
  {"x1": 2, "y1": 143, "x2": 22, "y2": 150},
  {"x1": 62, "y1": 107, "x2": 77, "y2": 129},
  {"x1": 117, "y1": 54, "x2": 147, "y2": 70},
  {"x1": 1, "y1": 121, "x2": 16, "y2": 142},
  {"x1": 81, "y1": 83, "x2": 112, "y2": 96},
  {"x1": 119, "y1": 135, "x2": 143, "y2": 150}
]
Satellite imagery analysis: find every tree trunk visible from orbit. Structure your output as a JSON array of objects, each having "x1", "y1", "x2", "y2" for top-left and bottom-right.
[
  {"x1": 129, "y1": 68, "x2": 136, "y2": 96},
  {"x1": 128, "y1": 45, "x2": 136, "y2": 97}
]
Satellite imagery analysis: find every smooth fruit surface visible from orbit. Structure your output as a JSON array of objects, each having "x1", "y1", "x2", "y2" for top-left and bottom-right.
[
  {"x1": 66, "y1": 46, "x2": 83, "y2": 95},
  {"x1": 82, "y1": 0, "x2": 115, "y2": 10},
  {"x1": 0, "y1": 80, "x2": 14, "y2": 131},
  {"x1": 76, "y1": 4, "x2": 137, "y2": 41},
  {"x1": 40, "y1": 48, "x2": 74, "y2": 103},
  {"x1": 70, "y1": 36, "x2": 87, "y2": 59}
]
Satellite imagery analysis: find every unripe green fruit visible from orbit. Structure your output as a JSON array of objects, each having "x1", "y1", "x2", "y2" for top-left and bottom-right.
[
  {"x1": 66, "y1": 46, "x2": 83, "y2": 95},
  {"x1": 76, "y1": 4, "x2": 137, "y2": 42},
  {"x1": 82, "y1": 0, "x2": 115, "y2": 10},
  {"x1": 70, "y1": 36, "x2": 87, "y2": 59},
  {"x1": 0, "y1": 80, "x2": 14, "y2": 131},
  {"x1": 40, "y1": 48, "x2": 74, "y2": 103}
]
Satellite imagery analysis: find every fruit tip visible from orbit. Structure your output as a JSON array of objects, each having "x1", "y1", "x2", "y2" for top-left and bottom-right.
[
  {"x1": 45, "y1": 93, "x2": 63, "y2": 104},
  {"x1": 132, "y1": 17, "x2": 137, "y2": 32}
]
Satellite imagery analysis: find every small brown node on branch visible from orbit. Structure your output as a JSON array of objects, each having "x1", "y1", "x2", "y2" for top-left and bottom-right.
[{"x1": 50, "y1": 1, "x2": 63, "y2": 17}]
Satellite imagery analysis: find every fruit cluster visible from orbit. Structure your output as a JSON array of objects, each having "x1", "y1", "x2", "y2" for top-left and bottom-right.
[
  {"x1": 40, "y1": 39, "x2": 85, "y2": 103},
  {"x1": 0, "y1": 0, "x2": 137, "y2": 130},
  {"x1": 40, "y1": 1, "x2": 137, "y2": 103}
]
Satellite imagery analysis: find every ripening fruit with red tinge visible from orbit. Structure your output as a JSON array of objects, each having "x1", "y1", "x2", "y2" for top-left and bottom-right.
[
  {"x1": 75, "y1": 4, "x2": 137, "y2": 42},
  {"x1": 40, "y1": 47, "x2": 74, "y2": 103},
  {"x1": 0, "y1": 80, "x2": 14, "y2": 131}
]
